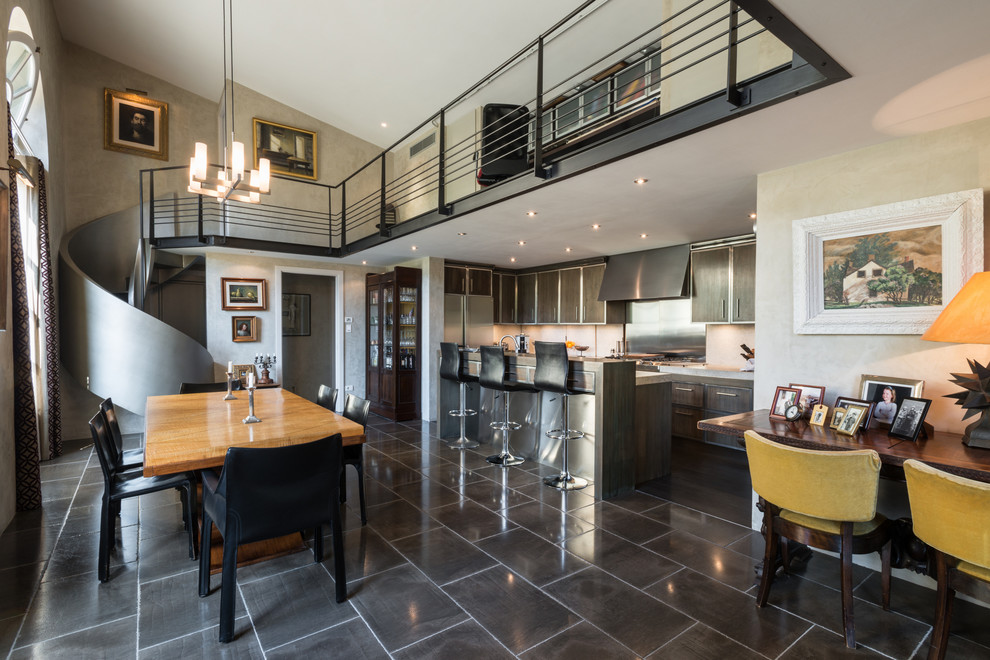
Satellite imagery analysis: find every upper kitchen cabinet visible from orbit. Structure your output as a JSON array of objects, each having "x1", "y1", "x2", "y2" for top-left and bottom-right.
[
  {"x1": 581, "y1": 264, "x2": 626, "y2": 324},
  {"x1": 494, "y1": 272, "x2": 516, "y2": 324},
  {"x1": 536, "y1": 271, "x2": 560, "y2": 324},
  {"x1": 517, "y1": 273, "x2": 537, "y2": 324},
  {"x1": 444, "y1": 265, "x2": 492, "y2": 296},
  {"x1": 558, "y1": 268, "x2": 581, "y2": 324},
  {"x1": 691, "y1": 242, "x2": 755, "y2": 323}
]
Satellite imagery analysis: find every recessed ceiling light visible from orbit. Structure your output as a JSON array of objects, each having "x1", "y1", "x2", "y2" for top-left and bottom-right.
[
  {"x1": 380, "y1": 122, "x2": 388, "y2": 128},
  {"x1": 526, "y1": 211, "x2": 537, "y2": 217},
  {"x1": 591, "y1": 224, "x2": 600, "y2": 230},
  {"x1": 411, "y1": 245, "x2": 418, "y2": 251},
  {"x1": 457, "y1": 232, "x2": 466, "y2": 236},
  {"x1": 361, "y1": 260, "x2": 367, "y2": 265},
  {"x1": 518, "y1": 240, "x2": 526, "y2": 246},
  {"x1": 640, "y1": 233, "x2": 648, "y2": 239},
  {"x1": 749, "y1": 212, "x2": 757, "y2": 219},
  {"x1": 565, "y1": 247, "x2": 572, "y2": 252},
  {"x1": 634, "y1": 178, "x2": 648, "y2": 184},
  {"x1": 510, "y1": 257, "x2": 516, "y2": 263}
]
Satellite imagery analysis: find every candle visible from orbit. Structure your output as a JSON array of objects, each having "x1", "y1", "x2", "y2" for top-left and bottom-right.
[
  {"x1": 247, "y1": 372, "x2": 254, "y2": 387},
  {"x1": 227, "y1": 361, "x2": 233, "y2": 373}
]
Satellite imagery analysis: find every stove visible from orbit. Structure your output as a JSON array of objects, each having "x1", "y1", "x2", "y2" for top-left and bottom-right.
[{"x1": 635, "y1": 355, "x2": 707, "y2": 369}]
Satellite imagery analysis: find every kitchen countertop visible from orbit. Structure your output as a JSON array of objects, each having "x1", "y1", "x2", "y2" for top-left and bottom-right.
[{"x1": 634, "y1": 364, "x2": 754, "y2": 385}]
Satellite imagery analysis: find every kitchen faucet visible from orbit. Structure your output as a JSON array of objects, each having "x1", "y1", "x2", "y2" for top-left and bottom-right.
[{"x1": 498, "y1": 335, "x2": 519, "y2": 352}]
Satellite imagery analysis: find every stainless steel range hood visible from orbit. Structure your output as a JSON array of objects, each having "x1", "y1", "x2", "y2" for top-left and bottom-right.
[{"x1": 597, "y1": 244, "x2": 690, "y2": 301}]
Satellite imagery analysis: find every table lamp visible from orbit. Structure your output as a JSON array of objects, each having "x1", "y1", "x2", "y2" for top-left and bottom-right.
[{"x1": 921, "y1": 271, "x2": 990, "y2": 448}]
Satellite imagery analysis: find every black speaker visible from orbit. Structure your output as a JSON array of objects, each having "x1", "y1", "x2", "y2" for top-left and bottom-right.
[{"x1": 477, "y1": 103, "x2": 530, "y2": 186}]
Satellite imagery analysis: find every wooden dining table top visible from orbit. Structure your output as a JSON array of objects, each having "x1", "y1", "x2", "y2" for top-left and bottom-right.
[{"x1": 143, "y1": 387, "x2": 365, "y2": 477}]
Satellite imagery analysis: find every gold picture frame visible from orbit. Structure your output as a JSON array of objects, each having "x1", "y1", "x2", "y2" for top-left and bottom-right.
[
  {"x1": 233, "y1": 363, "x2": 256, "y2": 386},
  {"x1": 104, "y1": 88, "x2": 168, "y2": 160},
  {"x1": 829, "y1": 408, "x2": 846, "y2": 429},
  {"x1": 810, "y1": 404, "x2": 829, "y2": 426},
  {"x1": 836, "y1": 403, "x2": 870, "y2": 436},
  {"x1": 253, "y1": 118, "x2": 317, "y2": 180},
  {"x1": 232, "y1": 316, "x2": 258, "y2": 342},
  {"x1": 221, "y1": 277, "x2": 267, "y2": 311}
]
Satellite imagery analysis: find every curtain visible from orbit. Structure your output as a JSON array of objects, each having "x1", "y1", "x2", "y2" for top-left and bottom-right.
[
  {"x1": 37, "y1": 164, "x2": 61, "y2": 458},
  {"x1": 8, "y1": 109, "x2": 41, "y2": 510}
]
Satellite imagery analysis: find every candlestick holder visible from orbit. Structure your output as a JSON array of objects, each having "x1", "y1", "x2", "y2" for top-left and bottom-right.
[
  {"x1": 242, "y1": 382, "x2": 261, "y2": 424},
  {"x1": 224, "y1": 370, "x2": 237, "y2": 400},
  {"x1": 254, "y1": 354, "x2": 277, "y2": 385}
]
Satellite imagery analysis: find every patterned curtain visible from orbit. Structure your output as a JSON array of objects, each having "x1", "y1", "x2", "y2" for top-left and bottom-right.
[
  {"x1": 37, "y1": 164, "x2": 61, "y2": 458},
  {"x1": 8, "y1": 109, "x2": 41, "y2": 510}
]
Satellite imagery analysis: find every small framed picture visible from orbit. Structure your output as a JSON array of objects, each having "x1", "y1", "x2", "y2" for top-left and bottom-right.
[
  {"x1": 810, "y1": 404, "x2": 829, "y2": 426},
  {"x1": 104, "y1": 88, "x2": 168, "y2": 160},
  {"x1": 889, "y1": 397, "x2": 932, "y2": 442},
  {"x1": 233, "y1": 363, "x2": 256, "y2": 385},
  {"x1": 282, "y1": 293, "x2": 311, "y2": 336},
  {"x1": 836, "y1": 403, "x2": 870, "y2": 436},
  {"x1": 769, "y1": 386, "x2": 802, "y2": 421},
  {"x1": 789, "y1": 383, "x2": 826, "y2": 417},
  {"x1": 232, "y1": 316, "x2": 258, "y2": 342},
  {"x1": 829, "y1": 408, "x2": 846, "y2": 429},
  {"x1": 858, "y1": 375, "x2": 925, "y2": 428},
  {"x1": 834, "y1": 396, "x2": 876, "y2": 429},
  {"x1": 222, "y1": 277, "x2": 267, "y2": 311}
]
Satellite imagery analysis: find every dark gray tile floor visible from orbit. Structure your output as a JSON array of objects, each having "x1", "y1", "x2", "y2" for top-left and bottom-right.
[{"x1": 1, "y1": 421, "x2": 988, "y2": 658}]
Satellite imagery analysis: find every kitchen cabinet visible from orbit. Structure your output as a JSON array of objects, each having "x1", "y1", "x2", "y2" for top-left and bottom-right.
[
  {"x1": 536, "y1": 271, "x2": 559, "y2": 323},
  {"x1": 517, "y1": 273, "x2": 537, "y2": 324},
  {"x1": 494, "y1": 273, "x2": 516, "y2": 323},
  {"x1": 691, "y1": 242, "x2": 755, "y2": 323},
  {"x1": 445, "y1": 265, "x2": 492, "y2": 296},
  {"x1": 367, "y1": 266, "x2": 420, "y2": 421},
  {"x1": 558, "y1": 268, "x2": 581, "y2": 324},
  {"x1": 669, "y1": 377, "x2": 752, "y2": 448},
  {"x1": 444, "y1": 265, "x2": 466, "y2": 294},
  {"x1": 581, "y1": 264, "x2": 626, "y2": 324}
]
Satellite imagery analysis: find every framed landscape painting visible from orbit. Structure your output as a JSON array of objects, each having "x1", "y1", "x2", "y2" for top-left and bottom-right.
[
  {"x1": 793, "y1": 189, "x2": 983, "y2": 334},
  {"x1": 221, "y1": 278, "x2": 267, "y2": 311},
  {"x1": 253, "y1": 118, "x2": 317, "y2": 180}
]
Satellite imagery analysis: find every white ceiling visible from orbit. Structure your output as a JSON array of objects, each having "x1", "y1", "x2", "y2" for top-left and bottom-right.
[{"x1": 53, "y1": 0, "x2": 990, "y2": 269}]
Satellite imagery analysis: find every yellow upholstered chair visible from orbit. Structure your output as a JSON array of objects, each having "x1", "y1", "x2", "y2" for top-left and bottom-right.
[
  {"x1": 744, "y1": 430, "x2": 892, "y2": 649},
  {"x1": 904, "y1": 459, "x2": 990, "y2": 660}
]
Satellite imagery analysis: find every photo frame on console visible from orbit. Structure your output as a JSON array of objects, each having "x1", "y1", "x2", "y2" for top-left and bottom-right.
[{"x1": 889, "y1": 397, "x2": 932, "y2": 442}]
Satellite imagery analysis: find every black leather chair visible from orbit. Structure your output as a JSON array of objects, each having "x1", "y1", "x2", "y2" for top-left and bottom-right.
[
  {"x1": 341, "y1": 393, "x2": 371, "y2": 525},
  {"x1": 317, "y1": 384, "x2": 339, "y2": 411},
  {"x1": 440, "y1": 342, "x2": 480, "y2": 449},
  {"x1": 99, "y1": 398, "x2": 144, "y2": 471},
  {"x1": 179, "y1": 381, "x2": 242, "y2": 394},
  {"x1": 534, "y1": 341, "x2": 590, "y2": 490},
  {"x1": 479, "y1": 345, "x2": 537, "y2": 466},
  {"x1": 89, "y1": 411, "x2": 198, "y2": 582},
  {"x1": 199, "y1": 434, "x2": 346, "y2": 643}
]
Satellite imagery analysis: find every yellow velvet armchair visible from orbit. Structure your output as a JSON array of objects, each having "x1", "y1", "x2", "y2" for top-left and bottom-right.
[
  {"x1": 744, "y1": 430, "x2": 892, "y2": 649},
  {"x1": 904, "y1": 459, "x2": 990, "y2": 660}
]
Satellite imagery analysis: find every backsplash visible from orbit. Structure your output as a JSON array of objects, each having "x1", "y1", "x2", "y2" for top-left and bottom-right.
[
  {"x1": 706, "y1": 324, "x2": 756, "y2": 369},
  {"x1": 490, "y1": 324, "x2": 624, "y2": 357}
]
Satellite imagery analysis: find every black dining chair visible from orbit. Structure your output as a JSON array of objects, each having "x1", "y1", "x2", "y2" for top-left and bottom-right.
[
  {"x1": 317, "y1": 384, "x2": 338, "y2": 411},
  {"x1": 99, "y1": 398, "x2": 144, "y2": 471},
  {"x1": 199, "y1": 434, "x2": 346, "y2": 643},
  {"x1": 179, "y1": 381, "x2": 242, "y2": 394},
  {"x1": 89, "y1": 411, "x2": 198, "y2": 582},
  {"x1": 341, "y1": 393, "x2": 371, "y2": 525}
]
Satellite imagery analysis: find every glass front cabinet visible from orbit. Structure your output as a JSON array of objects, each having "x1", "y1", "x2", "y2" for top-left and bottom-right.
[{"x1": 366, "y1": 266, "x2": 421, "y2": 421}]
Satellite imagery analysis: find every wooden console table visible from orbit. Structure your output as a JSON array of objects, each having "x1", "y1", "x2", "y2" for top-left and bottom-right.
[{"x1": 699, "y1": 409, "x2": 990, "y2": 484}]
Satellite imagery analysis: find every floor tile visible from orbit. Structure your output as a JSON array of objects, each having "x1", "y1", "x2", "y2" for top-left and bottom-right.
[
  {"x1": 364, "y1": 436, "x2": 416, "y2": 454},
  {"x1": 140, "y1": 569, "x2": 247, "y2": 648},
  {"x1": 571, "y1": 502, "x2": 672, "y2": 544},
  {"x1": 503, "y1": 500, "x2": 596, "y2": 543},
  {"x1": 40, "y1": 461, "x2": 88, "y2": 483},
  {"x1": 645, "y1": 568, "x2": 812, "y2": 658},
  {"x1": 779, "y1": 624, "x2": 888, "y2": 658},
  {"x1": 139, "y1": 623, "x2": 265, "y2": 659},
  {"x1": 0, "y1": 614, "x2": 22, "y2": 658},
  {"x1": 44, "y1": 526, "x2": 138, "y2": 583},
  {"x1": 343, "y1": 477, "x2": 400, "y2": 509},
  {"x1": 41, "y1": 478, "x2": 83, "y2": 503},
  {"x1": 460, "y1": 479, "x2": 533, "y2": 512},
  {"x1": 391, "y1": 477, "x2": 464, "y2": 510},
  {"x1": 428, "y1": 499, "x2": 517, "y2": 542},
  {"x1": 350, "y1": 564, "x2": 468, "y2": 652},
  {"x1": 544, "y1": 566, "x2": 694, "y2": 656},
  {"x1": 137, "y1": 530, "x2": 199, "y2": 584},
  {"x1": 649, "y1": 622, "x2": 767, "y2": 659},
  {"x1": 2, "y1": 498, "x2": 72, "y2": 534},
  {"x1": 519, "y1": 621, "x2": 639, "y2": 658},
  {"x1": 238, "y1": 563, "x2": 357, "y2": 650},
  {"x1": 605, "y1": 490, "x2": 667, "y2": 514},
  {"x1": 391, "y1": 448, "x2": 456, "y2": 471},
  {"x1": 418, "y1": 460, "x2": 492, "y2": 489},
  {"x1": 644, "y1": 529, "x2": 760, "y2": 591},
  {"x1": 512, "y1": 481, "x2": 597, "y2": 513},
  {"x1": 639, "y1": 502, "x2": 750, "y2": 546},
  {"x1": 391, "y1": 527, "x2": 498, "y2": 585},
  {"x1": 266, "y1": 617, "x2": 388, "y2": 659},
  {"x1": 317, "y1": 525, "x2": 408, "y2": 580},
  {"x1": 0, "y1": 563, "x2": 44, "y2": 619},
  {"x1": 365, "y1": 499, "x2": 441, "y2": 541},
  {"x1": 392, "y1": 619, "x2": 515, "y2": 660},
  {"x1": 444, "y1": 566, "x2": 581, "y2": 655},
  {"x1": 477, "y1": 527, "x2": 589, "y2": 587},
  {"x1": 564, "y1": 528, "x2": 681, "y2": 587},
  {"x1": 10, "y1": 614, "x2": 137, "y2": 659},
  {"x1": 0, "y1": 526, "x2": 59, "y2": 569},
  {"x1": 363, "y1": 455, "x2": 425, "y2": 488}
]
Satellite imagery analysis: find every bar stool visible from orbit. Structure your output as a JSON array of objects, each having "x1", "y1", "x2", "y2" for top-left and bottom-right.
[
  {"x1": 440, "y1": 342, "x2": 479, "y2": 449},
  {"x1": 534, "y1": 341, "x2": 589, "y2": 490},
  {"x1": 480, "y1": 346, "x2": 537, "y2": 466}
]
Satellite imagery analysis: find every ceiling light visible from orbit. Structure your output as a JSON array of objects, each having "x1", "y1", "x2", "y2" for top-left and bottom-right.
[
  {"x1": 411, "y1": 245, "x2": 418, "y2": 251},
  {"x1": 565, "y1": 247, "x2": 572, "y2": 252},
  {"x1": 518, "y1": 240, "x2": 526, "y2": 246},
  {"x1": 188, "y1": 0, "x2": 270, "y2": 204},
  {"x1": 457, "y1": 232, "x2": 466, "y2": 236},
  {"x1": 526, "y1": 211, "x2": 537, "y2": 217},
  {"x1": 510, "y1": 257, "x2": 516, "y2": 263},
  {"x1": 592, "y1": 224, "x2": 600, "y2": 230},
  {"x1": 640, "y1": 233, "x2": 648, "y2": 238},
  {"x1": 380, "y1": 122, "x2": 388, "y2": 128},
  {"x1": 634, "y1": 178, "x2": 648, "y2": 185},
  {"x1": 749, "y1": 212, "x2": 757, "y2": 219},
  {"x1": 361, "y1": 260, "x2": 367, "y2": 265}
]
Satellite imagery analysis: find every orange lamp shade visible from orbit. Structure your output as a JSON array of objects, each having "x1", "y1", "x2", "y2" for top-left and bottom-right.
[{"x1": 922, "y1": 272, "x2": 990, "y2": 344}]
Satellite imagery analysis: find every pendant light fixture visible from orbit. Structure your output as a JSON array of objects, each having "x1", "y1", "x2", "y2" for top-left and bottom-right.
[{"x1": 188, "y1": 0, "x2": 270, "y2": 203}]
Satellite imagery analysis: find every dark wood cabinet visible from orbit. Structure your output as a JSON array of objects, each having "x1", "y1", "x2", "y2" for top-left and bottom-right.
[
  {"x1": 444, "y1": 266, "x2": 466, "y2": 294},
  {"x1": 670, "y1": 377, "x2": 752, "y2": 448},
  {"x1": 580, "y1": 264, "x2": 625, "y2": 324},
  {"x1": 691, "y1": 242, "x2": 755, "y2": 323},
  {"x1": 517, "y1": 273, "x2": 537, "y2": 324},
  {"x1": 467, "y1": 268, "x2": 492, "y2": 296},
  {"x1": 367, "y1": 266, "x2": 420, "y2": 421},
  {"x1": 558, "y1": 268, "x2": 581, "y2": 324},
  {"x1": 536, "y1": 271, "x2": 559, "y2": 323},
  {"x1": 494, "y1": 273, "x2": 516, "y2": 323},
  {"x1": 445, "y1": 265, "x2": 492, "y2": 296}
]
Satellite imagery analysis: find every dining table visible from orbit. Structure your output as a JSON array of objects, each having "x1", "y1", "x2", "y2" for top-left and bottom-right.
[{"x1": 144, "y1": 387, "x2": 366, "y2": 572}]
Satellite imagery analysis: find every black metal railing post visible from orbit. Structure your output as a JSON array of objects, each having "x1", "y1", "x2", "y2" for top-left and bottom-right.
[
  {"x1": 148, "y1": 171, "x2": 156, "y2": 243},
  {"x1": 534, "y1": 37, "x2": 549, "y2": 180},
  {"x1": 328, "y1": 185, "x2": 333, "y2": 252},
  {"x1": 340, "y1": 183, "x2": 347, "y2": 251},
  {"x1": 379, "y1": 154, "x2": 389, "y2": 237},
  {"x1": 725, "y1": 2, "x2": 746, "y2": 108},
  {"x1": 437, "y1": 109, "x2": 451, "y2": 215},
  {"x1": 197, "y1": 194, "x2": 205, "y2": 243}
]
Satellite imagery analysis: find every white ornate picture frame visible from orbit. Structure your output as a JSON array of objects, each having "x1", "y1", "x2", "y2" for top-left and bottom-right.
[{"x1": 793, "y1": 189, "x2": 983, "y2": 334}]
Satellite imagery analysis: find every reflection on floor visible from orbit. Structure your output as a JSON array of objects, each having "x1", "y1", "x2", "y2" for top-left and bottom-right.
[{"x1": 1, "y1": 418, "x2": 988, "y2": 658}]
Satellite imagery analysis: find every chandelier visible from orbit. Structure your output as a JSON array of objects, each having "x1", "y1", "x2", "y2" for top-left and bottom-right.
[{"x1": 188, "y1": 0, "x2": 270, "y2": 203}]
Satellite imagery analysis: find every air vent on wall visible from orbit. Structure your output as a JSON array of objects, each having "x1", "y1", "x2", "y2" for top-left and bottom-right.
[{"x1": 409, "y1": 132, "x2": 436, "y2": 158}]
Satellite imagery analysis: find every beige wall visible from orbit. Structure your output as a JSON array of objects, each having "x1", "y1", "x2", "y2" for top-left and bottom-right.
[{"x1": 755, "y1": 116, "x2": 990, "y2": 435}]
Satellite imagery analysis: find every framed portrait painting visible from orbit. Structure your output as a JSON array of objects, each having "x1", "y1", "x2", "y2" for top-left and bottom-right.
[
  {"x1": 232, "y1": 316, "x2": 258, "y2": 342},
  {"x1": 104, "y1": 88, "x2": 168, "y2": 160},
  {"x1": 222, "y1": 278, "x2": 267, "y2": 311},
  {"x1": 253, "y1": 118, "x2": 317, "y2": 180},
  {"x1": 793, "y1": 189, "x2": 983, "y2": 334}
]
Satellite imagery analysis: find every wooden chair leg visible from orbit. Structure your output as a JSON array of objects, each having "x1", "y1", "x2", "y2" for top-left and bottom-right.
[
  {"x1": 780, "y1": 537, "x2": 791, "y2": 575},
  {"x1": 880, "y1": 539, "x2": 892, "y2": 611},
  {"x1": 840, "y1": 523, "x2": 855, "y2": 649},
  {"x1": 929, "y1": 550, "x2": 954, "y2": 660},
  {"x1": 756, "y1": 501, "x2": 777, "y2": 607},
  {"x1": 198, "y1": 513, "x2": 213, "y2": 598},
  {"x1": 218, "y1": 535, "x2": 239, "y2": 643}
]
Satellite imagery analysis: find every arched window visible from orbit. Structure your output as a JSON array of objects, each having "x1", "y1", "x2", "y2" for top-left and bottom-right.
[{"x1": 6, "y1": 28, "x2": 39, "y2": 155}]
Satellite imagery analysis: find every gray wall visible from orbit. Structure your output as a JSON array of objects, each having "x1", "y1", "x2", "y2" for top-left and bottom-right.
[{"x1": 281, "y1": 272, "x2": 335, "y2": 403}]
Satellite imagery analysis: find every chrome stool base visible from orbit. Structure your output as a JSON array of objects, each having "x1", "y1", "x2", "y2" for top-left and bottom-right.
[
  {"x1": 445, "y1": 382, "x2": 478, "y2": 449},
  {"x1": 446, "y1": 436, "x2": 479, "y2": 450},
  {"x1": 544, "y1": 472, "x2": 588, "y2": 490},
  {"x1": 487, "y1": 452, "x2": 524, "y2": 466}
]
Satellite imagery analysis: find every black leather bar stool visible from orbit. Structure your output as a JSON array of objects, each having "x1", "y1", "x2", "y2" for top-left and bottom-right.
[
  {"x1": 534, "y1": 341, "x2": 589, "y2": 490},
  {"x1": 479, "y1": 346, "x2": 537, "y2": 466},
  {"x1": 440, "y1": 342, "x2": 479, "y2": 449}
]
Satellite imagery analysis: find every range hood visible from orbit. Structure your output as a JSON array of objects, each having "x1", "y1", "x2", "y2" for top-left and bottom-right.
[{"x1": 597, "y1": 244, "x2": 691, "y2": 301}]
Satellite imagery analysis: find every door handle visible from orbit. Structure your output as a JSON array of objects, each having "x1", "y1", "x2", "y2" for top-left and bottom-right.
[
  {"x1": 736, "y1": 298, "x2": 740, "y2": 318},
  {"x1": 675, "y1": 387, "x2": 694, "y2": 392},
  {"x1": 721, "y1": 299, "x2": 726, "y2": 319}
]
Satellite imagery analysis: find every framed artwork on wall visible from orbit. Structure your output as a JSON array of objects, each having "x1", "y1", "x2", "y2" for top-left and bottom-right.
[
  {"x1": 282, "y1": 293, "x2": 311, "y2": 336},
  {"x1": 233, "y1": 363, "x2": 256, "y2": 385},
  {"x1": 253, "y1": 118, "x2": 317, "y2": 180},
  {"x1": 792, "y1": 189, "x2": 983, "y2": 334},
  {"x1": 221, "y1": 277, "x2": 267, "y2": 310},
  {"x1": 103, "y1": 88, "x2": 168, "y2": 160},
  {"x1": 232, "y1": 316, "x2": 258, "y2": 342}
]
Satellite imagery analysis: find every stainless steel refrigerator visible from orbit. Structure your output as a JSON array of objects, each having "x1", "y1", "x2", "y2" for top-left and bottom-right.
[{"x1": 444, "y1": 294, "x2": 494, "y2": 347}]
